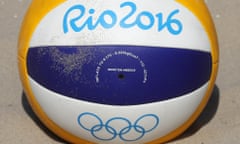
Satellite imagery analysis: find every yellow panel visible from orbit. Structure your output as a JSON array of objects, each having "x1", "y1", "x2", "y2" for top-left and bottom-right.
[
  {"x1": 148, "y1": 63, "x2": 218, "y2": 144},
  {"x1": 176, "y1": 0, "x2": 219, "y2": 64},
  {"x1": 18, "y1": 0, "x2": 66, "y2": 59},
  {"x1": 148, "y1": 1, "x2": 219, "y2": 143},
  {"x1": 18, "y1": 0, "x2": 93, "y2": 143}
]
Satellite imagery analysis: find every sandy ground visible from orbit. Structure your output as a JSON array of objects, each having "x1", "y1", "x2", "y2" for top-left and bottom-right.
[{"x1": 0, "y1": 0, "x2": 240, "y2": 143}]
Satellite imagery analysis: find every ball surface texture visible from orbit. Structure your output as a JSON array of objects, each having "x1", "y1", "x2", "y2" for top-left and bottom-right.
[{"x1": 18, "y1": 0, "x2": 219, "y2": 143}]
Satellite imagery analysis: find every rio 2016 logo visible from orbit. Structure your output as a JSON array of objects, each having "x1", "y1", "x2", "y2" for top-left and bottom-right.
[
  {"x1": 77, "y1": 112, "x2": 160, "y2": 142},
  {"x1": 63, "y1": 1, "x2": 183, "y2": 35}
]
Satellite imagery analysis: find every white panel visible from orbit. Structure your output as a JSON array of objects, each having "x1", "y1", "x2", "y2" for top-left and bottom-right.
[
  {"x1": 29, "y1": 0, "x2": 211, "y2": 52},
  {"x1": 29, "y1": 76, "x2": 209, "y2": 144}
]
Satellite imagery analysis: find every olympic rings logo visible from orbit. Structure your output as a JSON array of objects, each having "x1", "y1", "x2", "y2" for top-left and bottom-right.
[{"x1": 77, "y1": 112, "x2": 159, "y2": 142}]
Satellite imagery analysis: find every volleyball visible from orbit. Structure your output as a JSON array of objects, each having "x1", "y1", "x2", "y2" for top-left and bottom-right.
[{"x1": 18, "y1": 0, "x2": 219, "y2": 143}]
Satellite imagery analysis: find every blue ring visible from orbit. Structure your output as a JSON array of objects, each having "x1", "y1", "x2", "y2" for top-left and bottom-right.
[
  {"x1": 91, "y1": 124, "x2": 117, "y2": 141},
  {"x1": 119, "y1": 125, "x2": 145, "y2": 142},
  {"x1": 77, "y1": 112, "x2": 160, "y2": 142},
  {"x1": 105, "y1": 117, "x2": 132, "y2": 135},
  {"x1": 78, "y1": 112, "x2": 103, "y2": 132},
  {"x1": 134, "y1": 114, "x2": 159, "y2": 133}
]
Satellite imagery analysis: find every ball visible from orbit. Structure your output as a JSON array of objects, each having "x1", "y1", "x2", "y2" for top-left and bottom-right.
[{"x1": 18, "y1": 0, "x2": 219, "y2": 143}]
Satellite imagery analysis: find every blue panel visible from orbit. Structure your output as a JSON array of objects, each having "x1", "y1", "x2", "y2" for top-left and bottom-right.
[{"x1": 27, "y1": 45, "x2": 212, "y2": 105}]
